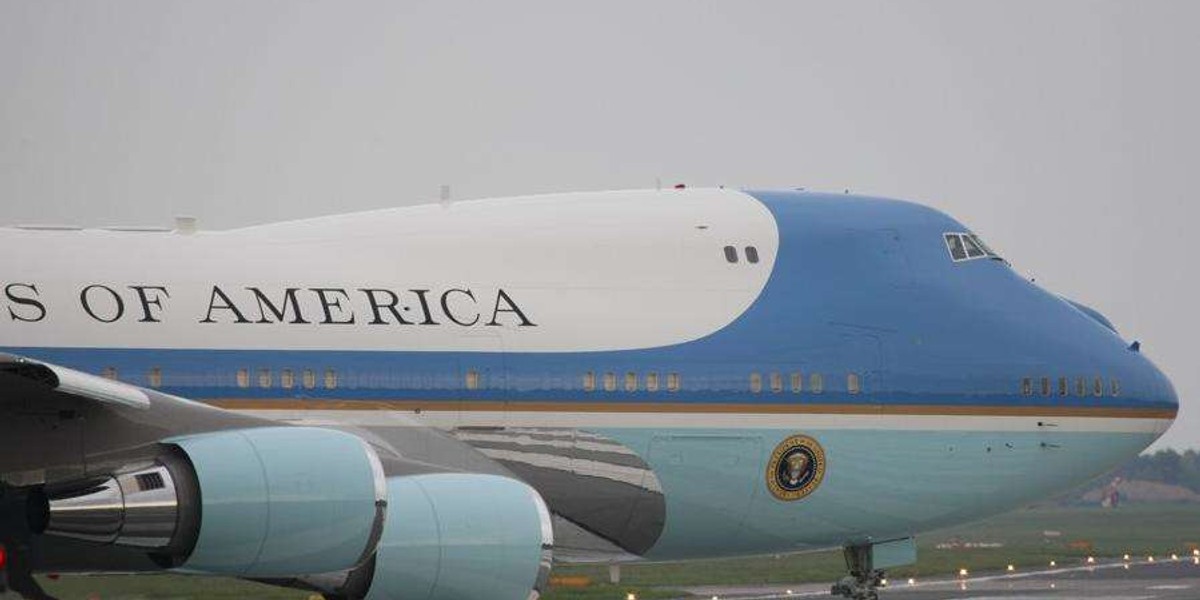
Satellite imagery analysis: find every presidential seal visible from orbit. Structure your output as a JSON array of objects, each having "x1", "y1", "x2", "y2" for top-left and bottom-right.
[{"x1": 766, "y1": 434, "x2": 826, "y2": 501}]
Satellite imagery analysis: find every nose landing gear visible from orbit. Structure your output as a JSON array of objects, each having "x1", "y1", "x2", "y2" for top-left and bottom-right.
[
  {"x1": 831, "y1": 543, "x2": 885, "y2": 600},
  {"x1": 831, "y1": 537, "x2": 916, "y2": 600}
]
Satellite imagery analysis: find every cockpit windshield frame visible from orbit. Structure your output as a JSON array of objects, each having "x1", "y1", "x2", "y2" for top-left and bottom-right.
[{"x1": 943, "y1": 232, "x2": 1003, "y2": 264}]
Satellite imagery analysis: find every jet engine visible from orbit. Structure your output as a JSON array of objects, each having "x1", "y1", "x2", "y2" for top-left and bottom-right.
[
  {"x1": 305, "y1": 473, "x2": 554, "y2": 600},
  {"x1": 36, "y1": 426, "x2": 387, "y2": 577}
]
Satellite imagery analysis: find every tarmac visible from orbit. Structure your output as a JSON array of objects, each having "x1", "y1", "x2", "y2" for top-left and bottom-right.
[{"x1": 677, "y1": 558, "x2": 1200, "y2": 599}]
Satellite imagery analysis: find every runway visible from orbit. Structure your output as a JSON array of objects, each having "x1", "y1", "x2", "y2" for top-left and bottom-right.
[{"x1": 676, "y1": 558, "x2": 1200, "y2": 599}]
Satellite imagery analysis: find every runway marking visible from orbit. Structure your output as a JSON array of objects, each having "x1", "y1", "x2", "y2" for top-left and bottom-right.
[{"x1": 689, "y1": 558, "x2": 1192, "y2": 599}]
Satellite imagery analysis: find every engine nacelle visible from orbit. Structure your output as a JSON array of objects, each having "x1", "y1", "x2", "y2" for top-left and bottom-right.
[
  {"x1": 39, "y1": 426, "x2": 387, "y2": 578},
  {"x1": 310, "y1": 473, "x2": 553, "y2": 600}
]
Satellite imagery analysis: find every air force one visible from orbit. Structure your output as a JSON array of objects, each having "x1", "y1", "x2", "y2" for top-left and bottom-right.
[{"x1": 0, "y1": 188, "x2": 1177, "y2": 600}]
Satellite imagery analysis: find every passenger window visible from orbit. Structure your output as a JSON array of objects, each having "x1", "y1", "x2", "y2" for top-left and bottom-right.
[
  {"x1": 258, "y1": 368, "x2": 272, "y2": 389},
  {"x1": 236, "y1": 368, "x2": 250, "y2": 389},
  {"x1": 945, "y1": 234, "x2": 968, "y2": 261},
  {"x1": 745, "y1": 246, "x2": 760, "y2": 264},
  {"x1": 625, "y1": 372, "x2": 638, "y2": 392},
  {"x1": 1093, "y1": 377, "x2": 1103, "y2": 397},
  {"x1": 770, "y1": 372, "x2": 783, "y2": 393},
  {"x1": 848, "y1": 373, "x2": 861, "y2": 395},
  {"x1": 324, "y1": 368, "x2": 338, "y2": 390},
  {"x1": 465, "y1": 370, "x2": 480, "y2": 390},
  {"x1": 101, "y1": 367, "x2": 118, "y2": 380},
  {"x1": 583, "y1": 371, "x2": 596, "y2": 392},
  {"x1": 148, "y1": 367, "x2": 163, "y2": 388},
  {"x1": 646, "y1": 372, "x2": 660, "y2": 392},
  {"x1": 749, "y1": 373, "x2": 763, "y2": 393},
  {"x1": 302, "y1": 369, "x2": 316, "y2": 390},
  {"x1": 1058, "y1": 377, "x2": 1068, "y2": 396},
  {"x1": 723, "y1": 246, "x2": 738, "y2": 263},
  {"x1": 791, "y1": 372, "x2": 803, "y2": 393},
  {"x1": 1021, "y1": 377, "x2": 1032, "y2": 396},
  {"x1": 810, "y1": 373, "x2": 824, "y2": 394},
  {"x1": 1040, "y1": 377, "x2": 1050, "y2": 397},
  {"x1": 1111, "y1": 378, "x2": 1121, "y2": 396},
  {"x1": 666, "y1": 373, "x2": 680, "y2": 392},
  {"x1": 961, "y1": 235, "x2": 986, "y2": 258},
  {"x1": 1075, "y1": 377, "x2": 1086, "y2": 397},
  {"x1": 604, "y1": 372, "x2": 617, "y2": 392},
  {"x1": 281, "y1": 369, "x2": 295, "y2": 389}
]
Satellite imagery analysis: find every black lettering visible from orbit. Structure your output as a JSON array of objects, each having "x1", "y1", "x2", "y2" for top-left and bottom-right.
[
  {"x1": 129, "y1": 285, "x2": 170, "y2": 323},
  {"x1": 359, "y1": 288, "x2": 413, "y2": 325},
  {"x1": 487, "y1": 289, "x2": 536, "y2": 327},
  {"x1": 311, "y1": 288, "x2": 355, "y2": 325},
  {"x1": 440, "y1": 288, "x2": 480, "y2": 326},
  {"x1": 5, "y1": 283, "x2": 46, "y2": 323},
  {"x1": 247, "y1": 287, "x2": 309, "y2": 324},
  {"x1": 410, "y1": 289, "x2": 439, "y2": 325},
  {"x1": 200, "y1": 286, "x2": 250, "y2": 323},
  {"x1": 80, "y1": 284, "x2": 124, "y2": 323}
]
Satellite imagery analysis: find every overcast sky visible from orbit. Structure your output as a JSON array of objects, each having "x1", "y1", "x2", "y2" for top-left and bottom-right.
[{"x1": 1, "y1": 1, "x2": 1195, "y2": 450}]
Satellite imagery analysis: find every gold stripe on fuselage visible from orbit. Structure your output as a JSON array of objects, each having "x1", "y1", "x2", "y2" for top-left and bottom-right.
[{"x1": 206, "y1": 399, "x2": 1177, "y2": 420}]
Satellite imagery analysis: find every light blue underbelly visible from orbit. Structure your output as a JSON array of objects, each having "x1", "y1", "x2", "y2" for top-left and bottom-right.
[{"x1": 596, "y1": 428, "x2": 1155, "y2": 560}]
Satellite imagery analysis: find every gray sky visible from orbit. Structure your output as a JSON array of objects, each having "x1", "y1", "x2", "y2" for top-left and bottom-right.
[{"x1": 1, "y1": 1, "x2": 1196, "y2": 450}]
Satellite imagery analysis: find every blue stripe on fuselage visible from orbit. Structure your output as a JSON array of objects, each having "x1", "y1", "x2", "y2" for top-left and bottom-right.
[{"x1": 0, "y1": 191, "x2": 1177, "y2": 414}]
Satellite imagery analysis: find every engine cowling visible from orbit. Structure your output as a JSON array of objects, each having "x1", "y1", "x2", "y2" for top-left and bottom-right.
[
  {"x1": 39, "y1": 426, "x2": 387, "y2": 578},
  {"x1": 311, "y1": 473, "x2": 554, "y2": 600}
]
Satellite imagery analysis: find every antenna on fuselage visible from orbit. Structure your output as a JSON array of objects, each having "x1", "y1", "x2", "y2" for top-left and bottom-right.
[
  {"x1": 439, "y1": 184, "x2": 451, "y2": 207},
  {"x1": 174, "y1": 216, "x2": 197, "y2": 235}
]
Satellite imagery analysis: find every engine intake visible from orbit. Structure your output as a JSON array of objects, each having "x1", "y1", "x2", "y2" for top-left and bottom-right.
[{"x1": 306, "y1": 473, "x2": 554, "y2": 600}]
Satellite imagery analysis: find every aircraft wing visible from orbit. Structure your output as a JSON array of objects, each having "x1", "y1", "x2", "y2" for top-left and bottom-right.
[
  {"x1": 0, "y1": 354, "x2": 555, "y2": 600},
  {"x1": 0, "y1": 353, "x2": 150, "y2": 409}
]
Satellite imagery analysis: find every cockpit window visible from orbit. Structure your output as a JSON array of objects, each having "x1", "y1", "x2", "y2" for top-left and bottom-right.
[
  {"x1": 944, "y1": 232, "x2": 1003, "y2": 263},
  {"x1": 969, "y1": 234, "x2": 999, "y2": 258},
  {"x1": 961, "y1": 235, "x2": 986, "y2": 258},
  {"x1": 944, "y1": 234, "x2": 968, "y2": 261}
]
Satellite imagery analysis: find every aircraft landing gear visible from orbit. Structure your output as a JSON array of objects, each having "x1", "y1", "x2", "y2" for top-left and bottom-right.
[
  {"x1": 831, "y1": 542, "x2": 885, "y2": 600},
  {"x1": 0, "y1": 486, "x2": 57, "y2": 600}
]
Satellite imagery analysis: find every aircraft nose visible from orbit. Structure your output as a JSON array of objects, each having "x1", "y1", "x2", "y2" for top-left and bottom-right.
[
  {"x1": 1140, "y1": 350, "x2": 1178, "y2": 414},
  {"x1": 1061, "y1": 298, "x2": 1177, "y2": 418},
  {"x1": 1117, "y1": 341, "x2": 1178, "y2": 441}
]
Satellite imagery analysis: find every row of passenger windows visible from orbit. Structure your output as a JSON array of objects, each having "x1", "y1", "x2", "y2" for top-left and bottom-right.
[
  {"x1": 575, "y1": 371, "x2": 860, "y2": 395},
  {"x1": 723, "y1": 245, "x2": 760, "y2": 264},
  {"x1": 748, "y1": 372, "x2": 860, "y2": 394},
  {"x1": 580, "y1": 371, "x2": 682, "y2": 393},
  {"x1": 101, "y1": 367, "x2": 342, "y2": 390},
  {"x1": 1020, "y1": 376, "x2": 1120, "y2": 398},
  {"x1": 95, "y1": 367, "x2": 1119, "y2": 399},
  {"x1": 100, "y1": 366, "x2": 860, "y2": 395}
]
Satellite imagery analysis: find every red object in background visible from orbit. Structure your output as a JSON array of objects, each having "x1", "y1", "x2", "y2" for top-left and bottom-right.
[{"x1": 0, "y1": 544, "x2": 7, "y2": 570}]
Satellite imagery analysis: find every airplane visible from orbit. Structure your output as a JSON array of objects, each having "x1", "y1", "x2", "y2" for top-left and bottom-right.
[{"x1": 0, "y1": 187, "x2": 1177, "y2": 600}]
